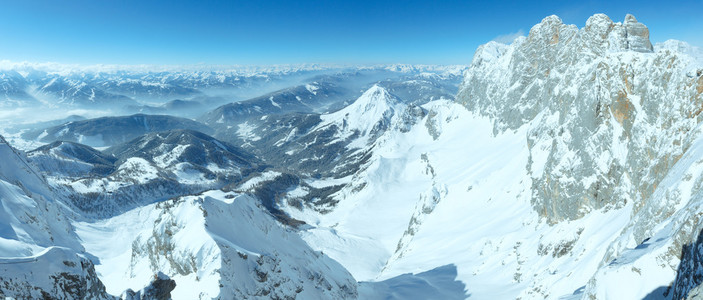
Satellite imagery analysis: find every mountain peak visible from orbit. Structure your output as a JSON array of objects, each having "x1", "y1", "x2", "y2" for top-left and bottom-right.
[
  {"x1": 529, "y1": 15, "x2": 570, "y2": 44},
  {"x1": 458, "y1": 12, "x2": 697, "y2": 224},
  {"x1": 523, "y1": 13, "x2": 654, "y2": 54},
  {"x1": 621, "y1": 14, "x2": 653, "y2": 52},
  {"x1": 583, "y1": 13, "x2": 653, "y2": 52},
  {"x1": 330, "y1": 84, "x2": 397, "y2": 119},
  {"x1": 624, "y1": 13, "x2": 638, "y2": 23},
  {"x1": 355, "y1": 84, "x2": 397, "y2": 110},
  {"x1": 322, "y1": 85, "x2": 399, "y2": 134},
  {"x1": 539, "y1": 14, "x2": 564, "y2": 26},
  {"x1": 584, "y1": 13, "x2": 613, "y2": 30}
]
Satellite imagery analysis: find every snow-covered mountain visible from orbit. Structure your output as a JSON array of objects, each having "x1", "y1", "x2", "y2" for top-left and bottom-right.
[
  {"x1": 453, "y1": 14, "x2": 703, "y2": 298},
  {"x1": 4, "y1": 12, "x2": 703, "y2": 300},
  {"x1": 200, "y1": 81, "x2": 349, "y2": 126},
  {"x1": 211, "y1": 84, "x2": 425, "y2": 181},
  {"x1": 74, "y1": 190, "x2": 358, "y2": 299},
  {"x1": 375, "y1": 72, "x2": 460, "y2": 105},
  {"x1": 267, "y1": 13, "x2": 703, "y2": 299},
  {"x1": 33, "y1": 129, "x2": 260, "y2": 217},
  {"x1": 319, "y1": 85, "x2": 401, "y2": 141},
  {"x1": 37, "y1": 76, "x2": 138, "y2": 107},
  {"x1": 200, "y1": 69, "x2": 462, "y2": 131},
  {"x1": 0, "y1": 70, "x2": 38, "y2": 107},
  {"x1": 1, "y1": 131, "x2": 360, "y2": 299},
  {"x1": 0, "y1": 64, "x2": 464, "y2": 110},
  {"x1": 0, "y1": 135, "x2": 116, "y2": 299},
  {"x1": 28, "y1": 141, "x2": 117, "y2": 177},
  {"x1": 23, "y1": 114, "x2": 213, "y2": 148}
]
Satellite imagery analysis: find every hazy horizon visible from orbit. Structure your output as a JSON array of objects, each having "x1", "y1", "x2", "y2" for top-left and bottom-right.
[{"x1": 1, "y1": 0, "x2": 701, "y2": 66}]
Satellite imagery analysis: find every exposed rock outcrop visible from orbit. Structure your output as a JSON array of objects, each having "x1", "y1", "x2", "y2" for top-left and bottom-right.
[
  {"x1": 458, "y1": 14, "x2": 700, "y2": 225},
  {"x1": 122, "y1": 272, "x2": 176, "y2": 300},
  {"x1": 0, "y1": 247, "x2": 115, "y2": 300}
]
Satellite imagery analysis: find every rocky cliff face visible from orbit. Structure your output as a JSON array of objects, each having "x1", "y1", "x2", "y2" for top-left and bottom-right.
[
  {"x1": 0, "y1": 247, "x2": 115, "y2": 300},
  {"x1": 458, "y1": 14, "x2": 702, "y2": 225},
  {"x1": 74, "y1": 191, "x2": 358, "y2": 299},
  {"x1": 4, "y1": 12, "x2": 703, "y2": 300},
  {"x1": 672, "y1": 228, "x2": 703, "y2": 300},
  {"x1": 452, "y1": 13, "x2": 703, "y2": 298}
]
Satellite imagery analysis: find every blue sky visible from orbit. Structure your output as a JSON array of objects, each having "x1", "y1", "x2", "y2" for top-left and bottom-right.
[{"x1": 0, "y1": 0, "x2": 701, "y2": 65}]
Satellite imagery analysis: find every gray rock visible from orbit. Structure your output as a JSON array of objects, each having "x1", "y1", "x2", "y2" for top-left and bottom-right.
[
  {"x1": 457, "y1": 13, "x2": 700, "y2": 224},
  {"x1": 624, "y1": 14, "x2": 654, "y2": 52},
  {"x1": 122, "y1": 272, "x2": 176, "y2": 300}
]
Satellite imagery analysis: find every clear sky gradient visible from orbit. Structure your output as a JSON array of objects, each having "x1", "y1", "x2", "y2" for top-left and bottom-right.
[{"x1": 0, "y1": 0, "x2": 701, "y2": 65}]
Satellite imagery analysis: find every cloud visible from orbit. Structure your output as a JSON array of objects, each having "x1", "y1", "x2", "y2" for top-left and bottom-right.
[{"x1": 492, "y1": 29, "x2": 526, "y2": 44}]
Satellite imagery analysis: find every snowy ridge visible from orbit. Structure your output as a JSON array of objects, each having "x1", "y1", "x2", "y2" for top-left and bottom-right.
[
  {"x1": 320, "y1": 85, "x2": 399, "y2": 134},
  {"x1": 317, "y1": 85, "x2": 403, "y2": 148},
  {"x1": 281, "y1": 13, "x2": 703, "y2": 299},
  {"x1": 27, "y1": 141, "x2": 116, "y2": 177},
  {"x1": 0, "y1": 60, "x2": 466, "y2": 77},
  {"x1": 75, "y1": 191, "x2": 358, "y2": 299},
  {"x1": 4, "y1": 12, "x2": 703, "y2": 300},
  {"x1": 0, "y1": 135, "x2": 79, "y2": 257},
  {"x1": 51, "y1": 129, "x2": 257, "y2": 216},
  {"x1": 0, "y1": 246, "x2": 114, "y2": 299},
  {"x1": 282, "y1": 100, "x2": 632, "y2": 298},
  {"x1": 0, "y1": 135, "x2": 121, "y2": 299}
]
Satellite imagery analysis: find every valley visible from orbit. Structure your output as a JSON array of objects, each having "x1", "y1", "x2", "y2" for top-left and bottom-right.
[{"x1": 2, "y1": 13, "x2": 703, "y2": 300}]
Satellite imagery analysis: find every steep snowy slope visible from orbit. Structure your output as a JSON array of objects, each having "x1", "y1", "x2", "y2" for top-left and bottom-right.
[
  {"x1": 0, "y1": 135, "x2": 78, "y2": 256},
  {"x1": 74, "y1": 190, "x2": 358, "y2": 299},
  {"x1": 0, "y1": 135, "x2": 116, "y2": 299},
  {"x1": 278, "y1": 14, "x2": 703, "y2": 299},
  {"x1": 213, "y1": 85, "x2": 424, "y2": 179},
  {"x1": 283, "y1": 100, "x2": 623, "y2": 298},
  {"x1": 455, "y1": 13, "x2": 703, "y2": 298},
  {"x1": 2, "y1": 132, "x2": 358, "y2": 299}
]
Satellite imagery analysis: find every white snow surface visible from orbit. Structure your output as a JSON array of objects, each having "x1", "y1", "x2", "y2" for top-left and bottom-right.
[
  {"x1": 316, "y1": 85, "x2": 402, "y2": 148},
  {"x1": 320, "y1": 85, "x2": 398, "y2": 135},
  {"x1": 0, "y1": 136, "x2": 79, "y2": 257},
  {"x1": 75, "y1": 190, "x2": 357, "y2": 299},
  {"x1": 3, "y1": 14, "x2": 703, "y2": 299},
  {"x1": 283, "y1": 101, "x2": 638, "y2": 298},
  {"x1": 280, "y1": 14, "x2": 703, "y2": 300}
]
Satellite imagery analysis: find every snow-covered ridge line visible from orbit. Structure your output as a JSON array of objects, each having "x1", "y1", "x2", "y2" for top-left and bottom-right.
[
  {"x1": 0, "y1": 60, "x2": 467, "y2": 77},
  {"x1": 74, "y1": 190, "x2": 358, "y2": 299},
  {"x1": 278, "y1": 13, "x2": 703, "y2": 300}
]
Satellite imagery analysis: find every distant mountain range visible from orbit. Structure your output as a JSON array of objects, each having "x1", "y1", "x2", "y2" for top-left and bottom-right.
[
  {"x1": 3, "y1": 14, "x2": 703, "y2": 299},
  {"x1": 22, "y1": 114, "x2": 213, "y2": 148}
]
